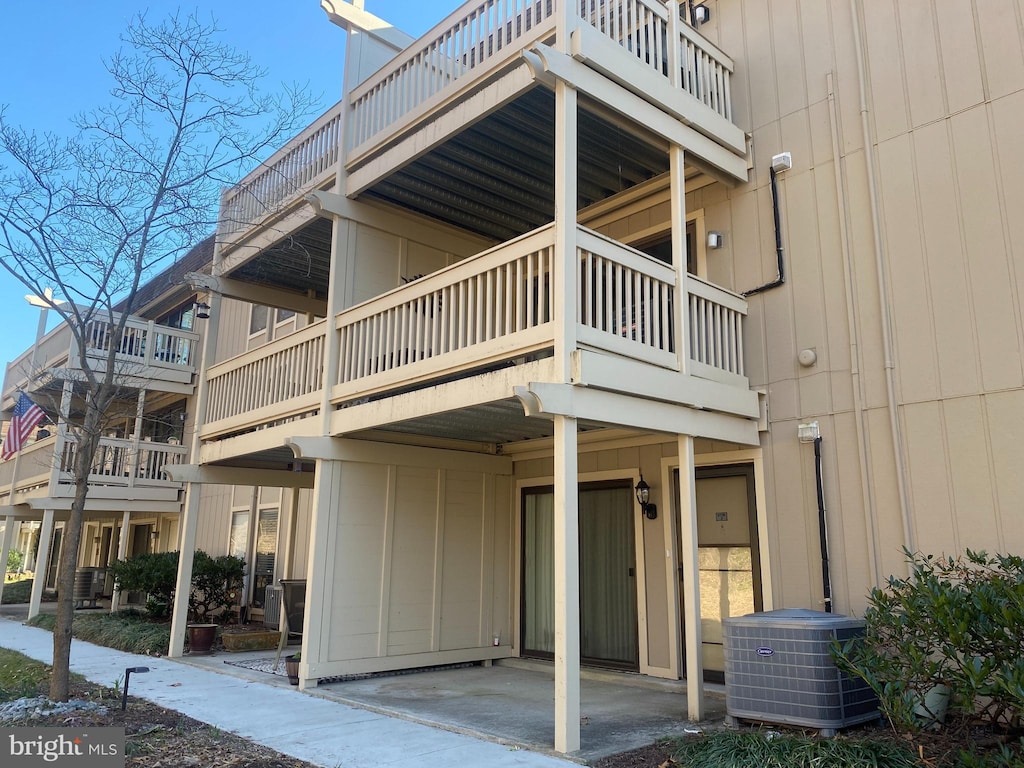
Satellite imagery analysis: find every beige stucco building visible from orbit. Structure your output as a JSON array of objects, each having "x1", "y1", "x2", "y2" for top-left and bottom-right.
[{"x1": 4, "y1": 0, "x2": 1023, "y2": 756}]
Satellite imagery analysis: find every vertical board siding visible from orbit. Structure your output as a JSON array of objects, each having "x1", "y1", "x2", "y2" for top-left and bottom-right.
[{"x1": 724, "y1": 0, "x2": 1024, "y2": 610}]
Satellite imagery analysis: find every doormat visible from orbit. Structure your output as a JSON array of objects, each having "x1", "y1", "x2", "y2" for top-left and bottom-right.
[{"x1": 222, "y1": 657, "x2": 477, "y2": 684}]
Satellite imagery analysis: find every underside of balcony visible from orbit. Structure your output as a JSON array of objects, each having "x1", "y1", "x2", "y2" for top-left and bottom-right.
[{"x1": 344, "y1": 0, "x2": 747, "y2": 218}]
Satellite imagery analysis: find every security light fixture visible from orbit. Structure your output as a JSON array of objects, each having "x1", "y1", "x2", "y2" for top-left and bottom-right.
[
  {"x1": 798, "y1": 421, "x2": 821, "y2": 443},
  {"x1": 635, "y1": 475, "x2": 658, "y2": 520}
]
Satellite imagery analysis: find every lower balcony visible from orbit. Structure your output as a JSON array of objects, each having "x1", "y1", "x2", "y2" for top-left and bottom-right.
[
  {"x1": 0, "y1": 433, "x2": 187, "y2": 511},
  {"x1": 202, "y1": 223, "x2": 749, "y2": 442}
]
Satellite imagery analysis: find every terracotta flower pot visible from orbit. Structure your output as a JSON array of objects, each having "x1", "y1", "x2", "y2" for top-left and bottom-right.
[{"x1": 187, "y1": 623, "x2": 218, "y2": 655}]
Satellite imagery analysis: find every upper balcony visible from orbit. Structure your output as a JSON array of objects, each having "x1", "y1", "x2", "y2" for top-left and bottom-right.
[
  {"x1": 2, "y1": 311, "x2": 200, "y2": 408},
  {"x1": 344, "y1": 0, "x2": 747, "y2": 200},
  {"x1": 200, "y1": 222, "x2": 752, "y2": 445}
]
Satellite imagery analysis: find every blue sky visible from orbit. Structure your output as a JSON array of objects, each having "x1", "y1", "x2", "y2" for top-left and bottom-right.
[{"x1": 0, "y1": 1, "x2": 450, "y2": 372}]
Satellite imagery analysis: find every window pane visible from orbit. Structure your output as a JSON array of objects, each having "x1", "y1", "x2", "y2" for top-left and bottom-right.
[{"x1": 249, "y1": 305, "x2": 268, "y2": 335}]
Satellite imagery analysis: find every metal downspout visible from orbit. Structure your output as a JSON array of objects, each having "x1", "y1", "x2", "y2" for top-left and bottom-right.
[
  {"x1": 827, "y1": 72, "x2": 882, "y2": 587},
  {"x1": 850, "y1": 0, "x2": 915, "y2": 555}
]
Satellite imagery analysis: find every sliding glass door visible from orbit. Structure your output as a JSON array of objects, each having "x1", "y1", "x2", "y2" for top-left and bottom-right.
[{"x1": 522, "y1": 483, "x2": 639, "y2": 669}]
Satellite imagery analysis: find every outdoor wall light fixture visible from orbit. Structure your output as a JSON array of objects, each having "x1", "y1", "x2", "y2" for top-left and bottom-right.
[
  {"x1": 194, "y1": 301, "x2": 211, "y2": 319},
  {"x1": 692, "y1": 4, "x2": 711, "y2": 25},
  {"x1": 635, "y1": 475, "x2": 658, "y2": 520},
  {"x1": 707, "y1": 231, "x2": 724, "y2": 249}
]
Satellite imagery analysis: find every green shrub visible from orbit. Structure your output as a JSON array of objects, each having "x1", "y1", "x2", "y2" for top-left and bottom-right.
[
  {"x1": 108, "y1": 549, "x2": 245, "y2": 622},
  {"x1": 1, "y1": 579, "x2": 32, "y2": 604},
  {"x1": 109, "y1": 551, "x2": 179, "y2": 618},
  {"x1": 28, "y1": 612, "x2": 170, "y2": 656},
  {"x1": 187, "y1": 551, "x2": 245, "y2": 622},
  {"x1": 669, "y1": 730, "x2": 918, "y2": 768},
  {"x1": 833, "y1": 550, "x2": 1024, "y2": 734},
  {"x1": 6, "y1": 549, "x2": 24, "y2": 574}
]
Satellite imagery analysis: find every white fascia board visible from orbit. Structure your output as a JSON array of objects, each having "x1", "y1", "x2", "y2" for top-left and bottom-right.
[
  {"x1": 573, "y1": 350, "x2": 760, "y2": 419},
  {"x1": 165, "y1": 464, "x2": 316, "y2": 489},
  {"x1": 519, "y1": 382, "x2": 759, "y2": 446}
]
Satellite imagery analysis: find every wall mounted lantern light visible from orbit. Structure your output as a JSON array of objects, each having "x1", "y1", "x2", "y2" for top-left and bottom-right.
[
  {"x1": 635, "y1": 475, "x2": 658, "y2": 520},
  {"x1": 194, "y1": 301, "x2": 211, "y2": 319}
]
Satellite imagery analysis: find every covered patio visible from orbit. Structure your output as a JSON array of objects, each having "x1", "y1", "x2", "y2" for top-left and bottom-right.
[{"x1": 183, "y1": 649, "x2": 726, "y2": 762}]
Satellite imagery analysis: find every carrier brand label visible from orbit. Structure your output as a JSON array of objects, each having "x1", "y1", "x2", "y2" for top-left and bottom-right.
[{"x1": 755, "y1": 646, "x2": 775, "y2": 657}]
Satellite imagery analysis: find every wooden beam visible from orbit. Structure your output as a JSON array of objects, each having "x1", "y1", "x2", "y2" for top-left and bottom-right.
[
  {"x1": 163, "y1": 465, "x2": 316, "y2": 489},
  {"x1": 185, "y1": 273, "x2": 327, "y2": 317},
  {"x1": 516, "y1": 382, "x2": 760, "y2": 446}
]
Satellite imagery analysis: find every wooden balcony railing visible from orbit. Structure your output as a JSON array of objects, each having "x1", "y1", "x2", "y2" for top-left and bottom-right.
[
  {"x1": 199, "y1": 224, "x2": 748, "y2": 437},
  {"x1": 348, "y1": 0, "x2": 558, "y2": 153},
  {"x1": 58, "y1": 435, "x2": 187, "y2": 488},
  {"x1": 73, "y1": 313, "x2": 199, "y2": 385},
  {"x1": 204, "y1": 320, "x2": 326, "y2": 434},
  {"x1": 686, "y1": 274, "x2": 746, "y2": 384},
  {"x1": 348, "y1": 0, "x2": 734, "y2": 159},
  {"x1": 579, "y1": 0, "x2": 733, "y2": 122},
  {"x1": 336, "y1": 224, "x2": 556, "y2": 396},
  {"x1": 220, "y1": 103, "x2": 343, "y2": 236}
]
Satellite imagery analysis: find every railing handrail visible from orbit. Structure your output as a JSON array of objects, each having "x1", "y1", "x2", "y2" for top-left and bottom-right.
[
  {"x1": 206, "y1": 319, "x2": 328, "y2": 379},
  {"x1": 220, "y1": 101, "x2": 343, "y2": 209},
  {"x1": 336, "y1": 223, "x2": 557, "y2": 327},
  {"x1": 685, "y1": 272, "x2": 747, "y2": 312},
  {"x1": 349, "y1": 0, "x2": 557, "y2": 104}
]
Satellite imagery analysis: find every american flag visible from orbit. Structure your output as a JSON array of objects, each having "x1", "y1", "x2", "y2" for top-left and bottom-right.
[{"x1": 1, "y1": 392, "x2": 46, "y2": 461}]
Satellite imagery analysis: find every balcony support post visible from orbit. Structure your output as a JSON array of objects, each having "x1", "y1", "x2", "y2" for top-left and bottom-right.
[
  {"x1": 28, "y1": 509, "x2": 54, "y2": 620},
  {"x1": 666, "y1": 1, "x2": 683, "y2": 89},
  {"x1": 170, "y1": 237, "x2": 222, "y2": 657},
  {"x1": 129, "y1": 390, "x2": 146, "y2": 487},
  {"x1": 321, "y1": 217, "x2": 351, "y2": 434},
  {"x1": 108, "y1": 509, "x2": 131, "y2": 613},
  {"x1": 554, "y1": 80, "x2": 579, "y2": 383},
  {"x1": 676, "y1": 434, "x2": 705, "y2": 719},
  {"x1": 0, "y1": 514, "x2": 15, "y2": 605},
  {"x1": 553, "y1": 414, "x2": 580, "y2": 754},
  {"x1": 670, "y1": 144, "x2": 689, "y2": 374}
]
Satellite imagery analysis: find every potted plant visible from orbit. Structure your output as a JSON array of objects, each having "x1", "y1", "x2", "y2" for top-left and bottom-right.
[{"x1": 285, "y1": 651, "x2": 301, "y2": 686}]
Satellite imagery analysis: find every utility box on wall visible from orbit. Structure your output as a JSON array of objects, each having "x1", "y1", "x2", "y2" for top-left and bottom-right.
[{"x1": 723, "y1": 609, "x2": 878, "y2": 736}]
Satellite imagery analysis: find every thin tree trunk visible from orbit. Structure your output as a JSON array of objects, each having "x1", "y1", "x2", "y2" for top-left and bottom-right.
[{"x1": 49, "y1": 399, "x2": 104, "y2": 702}]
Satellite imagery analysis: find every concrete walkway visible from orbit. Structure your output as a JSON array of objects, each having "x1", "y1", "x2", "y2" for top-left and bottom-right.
[{"x1": 0, "y1": 617, "x2": 577, "y2": 768}]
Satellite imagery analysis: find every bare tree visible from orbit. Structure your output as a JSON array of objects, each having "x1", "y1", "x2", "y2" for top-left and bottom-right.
[{"x1": 0, "y1": 11, "x2": 314, "y2": 700}]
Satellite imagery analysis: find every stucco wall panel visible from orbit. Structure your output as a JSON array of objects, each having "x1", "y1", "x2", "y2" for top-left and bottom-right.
[
  {"x1": 897, "y1": 1, "x2": 945, "y2": 129},
  {"x1": 912, "y1": 120, "x2": 977, "y2": 399},
  {"x1": 977, "y1": 0, "x2": 1024, "y2": 99},
  {"x1": 934, "y1": 0, "x2": 986, "y2": 115},
  {"x1": 951, "y1": 107, "x2": 1023, "y2": 393},
  {"x1": 943, "y1": 396, "x2": 1000, "y2": 554},
  {"x1": 877, "y1": 134, "x2": 940, "y2": 405},
  {"x1": 903, "y1": 401, "x2": 956, "y2": 556},
  {"x1": 986, "y1": 390, "x2": 1024, "y2": 553}
]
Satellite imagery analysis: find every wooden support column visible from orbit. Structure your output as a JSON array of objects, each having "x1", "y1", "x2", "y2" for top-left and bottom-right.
[
  {"x1": 168, "y1": 237, "x2": 223, "y2": 656},
  {"x1": 677, "y1": 435, "x2": 704, "y2": 719},
  {"x1": 108, "y1": 510, "x2": 132, "y2": 613},
  {"x1": 168, "y1": 486, "x2": 200, "y2": 657},
  {"x1": 28, "y1": 509, "x2": 54, "y2": 620},
  {"x1": 553, "y1": 414, "x2": 580, "y2": 754},
  {"x1": 0, "y1": 515, "x2": 15, "y2": 605},
  {"x1": 670, "y1": 144, "x2": 689, "y2": 375},
  {"x1": 299, "y1": 458, "x2": 339, "y2": 690}
]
